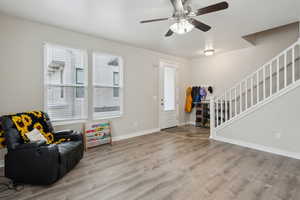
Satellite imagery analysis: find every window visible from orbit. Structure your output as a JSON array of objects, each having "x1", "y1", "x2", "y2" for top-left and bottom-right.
[
  {"x1": 113, "y1": 72, "x2": 119, "y2": 98},
  {"x1": 76, "y1": 68, "x2": 84, "y2": 84},
  {"x1": 93, "y1": 53, "x2": 123, "y2": 119},
  {"x1": 113, "y1": 72, "x2": 119, "y2": 86},
  {"x1": 76, "y1": 68, "x2": 85, "y2": 98},
  {"x1": 113, "y1": 88, "x2": 119, "y2": 98},
  {"x1": 44, "y1": 44, "x2": 88, "y2": 122}
]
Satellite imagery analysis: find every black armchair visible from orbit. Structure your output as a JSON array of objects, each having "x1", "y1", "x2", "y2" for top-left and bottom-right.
[{"x1": 1, "y1": 112, "x2": 84, "y2": 185}]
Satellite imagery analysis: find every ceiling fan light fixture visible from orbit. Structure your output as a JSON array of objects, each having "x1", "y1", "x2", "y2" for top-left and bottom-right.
[
  {"x1": 170, "y1": 19, "x2": 194, "y2": 35},
  {"x1": 204, "y1": 49, "x2": 215, "y2": 56}
]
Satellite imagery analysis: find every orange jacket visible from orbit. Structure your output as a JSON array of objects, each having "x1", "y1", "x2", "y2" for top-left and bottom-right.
[{"x1": 185, "y1": 87, "x2": 193, "y2": 113}]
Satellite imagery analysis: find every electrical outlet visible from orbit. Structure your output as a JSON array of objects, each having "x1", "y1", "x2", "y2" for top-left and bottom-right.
[{"x1": 275, "y1": 132, "x2": 281, "y2": 139}]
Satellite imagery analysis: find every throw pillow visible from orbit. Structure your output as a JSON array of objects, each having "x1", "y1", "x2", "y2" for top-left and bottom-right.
[{"x1": 26, "y1": 128, "x2": 47, "y2": 142}]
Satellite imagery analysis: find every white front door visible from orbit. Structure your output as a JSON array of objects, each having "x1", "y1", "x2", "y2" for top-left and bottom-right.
[{"x1": 159, "y1": 61, "x2": 179, "y2": 129}]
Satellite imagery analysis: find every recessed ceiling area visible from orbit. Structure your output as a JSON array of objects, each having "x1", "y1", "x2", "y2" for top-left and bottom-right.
[{"x1": 0, "y1": 0, "x2": 299, "y2": 58}]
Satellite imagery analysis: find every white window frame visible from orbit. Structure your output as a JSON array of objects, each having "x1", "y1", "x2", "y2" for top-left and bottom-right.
[
  {"x1": 113, "y1": 72, "x2": 120, "y2": 99},
  {"x1": 43, "y1": 43, "x2": 88, "y2": 123},
  {"x1": 75, "y1": 68, "x2": 85, "y2": 99},
  {"x1": 92, "y1": 52, "x2": 124, "y2": 120},
  {"x1": 113, "y1": 87, "x2": 120, "y2": 98},
  {"x1": 113, "y1": 71, "x2": 119, "y2": 86}
]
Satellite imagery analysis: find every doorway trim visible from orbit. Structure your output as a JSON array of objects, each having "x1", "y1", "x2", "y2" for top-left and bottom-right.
[{"x1": 158, "y1": 59, "x2": 179, "y2": 130}]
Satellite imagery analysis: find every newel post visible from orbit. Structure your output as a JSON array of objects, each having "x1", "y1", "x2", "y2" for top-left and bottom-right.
[{"x1": 210, "y1": 97, "x2": 216, "y2": 139}]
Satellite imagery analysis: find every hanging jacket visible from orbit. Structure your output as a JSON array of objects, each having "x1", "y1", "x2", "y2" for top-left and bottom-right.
[
  {"x1": 191, "y1": 87, "x2": 196, "y2": 108},
  {"x1": 191, "y1": 87, "x2": 196, "y2": 102},
  {"x1": 195, "y1": 87, "x2": 201, "y2": 103},
  {"x1": 208, "y1": 86, "x2": 213, "y2": 94},
  {"x1": 185, "y1": 87, "x2": 193, "y2": 113},
  {"x1": 200, "y1": 87, "x2": 207, "y2": 100}
]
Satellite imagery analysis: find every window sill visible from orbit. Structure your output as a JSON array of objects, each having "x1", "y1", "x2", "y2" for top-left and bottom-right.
[
  {"x1": 48, "y1": 104, "x2": 68, "y2": 108},
  {"x1": 52, "y1": 119, "x2": 87, "y2": 126},
  {"x1": 93, "y1": 114, "x2": 122, "y2": 121}
]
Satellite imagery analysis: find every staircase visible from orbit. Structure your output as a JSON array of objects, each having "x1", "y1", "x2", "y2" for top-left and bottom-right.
[{"x1": 210, "y1": 38, "x2": 300, "y2": 136}]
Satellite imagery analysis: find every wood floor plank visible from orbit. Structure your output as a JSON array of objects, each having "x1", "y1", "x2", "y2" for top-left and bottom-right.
[{"x1": 2, "y1": 125, "x2": 300, "y2": 200}]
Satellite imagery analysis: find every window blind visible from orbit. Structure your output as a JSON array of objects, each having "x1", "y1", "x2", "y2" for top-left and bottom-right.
[
  {"x1": 45, "y1": 44, "x2": 88, "y2": 122},
  {"x1": 93, "y1": 53, "x2": 123, "y2": 119}
]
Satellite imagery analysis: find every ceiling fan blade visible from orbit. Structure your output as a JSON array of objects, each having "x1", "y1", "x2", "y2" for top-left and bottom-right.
[
  {"x1": 188, "y1": 18, "x2": 211, "y2": 32},
  {"x1": 140, "y1": 17, "x2": 169, "y2": 24},
  {"x1": 170, "y1": 0, "x2": 184, "y2": 12},
  {"x1": 165, "y1": 29, "x2": 174, "y2": 37},
  {"x1": 196, "y1": 1, "x2": 229, "y2": 16}
]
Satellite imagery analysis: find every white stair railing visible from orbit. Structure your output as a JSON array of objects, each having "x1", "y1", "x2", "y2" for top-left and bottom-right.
[{"x1": 211, "y1": 38, "x2": 300, "y2": 131}]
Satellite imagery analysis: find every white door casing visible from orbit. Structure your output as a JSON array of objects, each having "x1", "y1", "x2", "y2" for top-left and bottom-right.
[{"x1": 159, "y1": 60, "x2": 179, "y2": 129}]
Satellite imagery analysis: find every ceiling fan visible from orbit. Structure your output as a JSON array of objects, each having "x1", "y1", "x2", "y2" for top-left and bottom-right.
[{"x1": 140, "y1": 0, "x2": 229, "y2": 37}]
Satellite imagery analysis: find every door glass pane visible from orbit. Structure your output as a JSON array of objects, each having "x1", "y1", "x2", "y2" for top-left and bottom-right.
[{"x1": 164, "y1": 67, "x2": 176, "y2": 111}]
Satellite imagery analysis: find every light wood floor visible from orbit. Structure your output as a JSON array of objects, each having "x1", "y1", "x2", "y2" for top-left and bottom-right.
[{"x1": 3, "y1": 125, "x2": 300, "y2": 200}]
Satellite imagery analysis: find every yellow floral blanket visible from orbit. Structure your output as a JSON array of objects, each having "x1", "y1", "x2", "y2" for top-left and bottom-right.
[{"x1": 0, "y1": 111, "x2": 68, "y2": 148}]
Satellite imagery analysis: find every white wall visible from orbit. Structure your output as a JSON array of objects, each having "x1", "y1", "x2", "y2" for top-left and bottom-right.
[
  {"x1": 188, "y1": 22, "x2": 300, "y2": 157},
  {"x1": 3, "y1": 12, "x2": 299, "y2": 160},
  {"x1": 0, "y1": 13, "x2": 191, "y2": 140},
  {"x1": 215, "y1": 83, "x2": 300, "y2": 157}
]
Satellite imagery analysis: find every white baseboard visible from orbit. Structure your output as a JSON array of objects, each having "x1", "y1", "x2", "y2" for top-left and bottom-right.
[
  {"x1": 178, "y1": 122, "x2": 187, "y2": 126},
  {"x1": 178, "y1": 121, "x2": 195, "y2": 126},
  {"x1": 112, "y1": 128, "x2": 160, "y2": 142},
  {"x1": 189, "y1": 121, "x2": 196, "y2": 125},
  {"x1": 179, "y1": 121, "x2": 195, "y2": 126},
  {"x1": 113, "y1": 122, "x2": 199, "y2": 142},
  {"x1": 211, "y1": 135, "x2": 300, "y2": 160}
]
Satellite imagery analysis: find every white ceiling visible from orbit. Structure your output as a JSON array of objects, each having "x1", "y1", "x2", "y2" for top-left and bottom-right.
[{"x1": 0, "y1": 0, "x2": 299, "y2": 58}]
